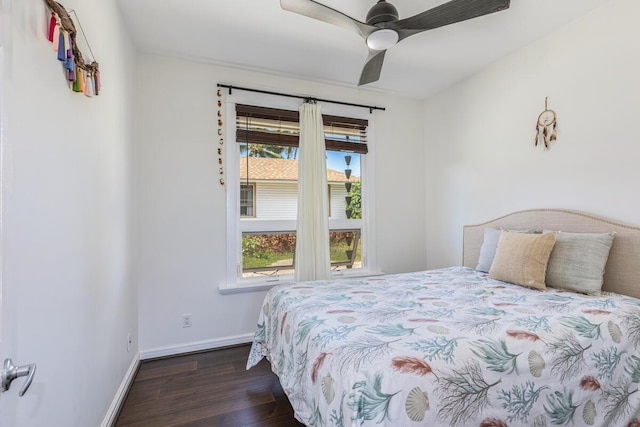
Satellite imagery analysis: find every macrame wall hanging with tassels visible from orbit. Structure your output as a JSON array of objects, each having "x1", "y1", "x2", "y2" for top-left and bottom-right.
[
  {"x1": 534, "y1": 97, "x2": 557, "y2": 149},
  {"x1": 44, "y1": 0, "x2": 101, "y2": 97}
]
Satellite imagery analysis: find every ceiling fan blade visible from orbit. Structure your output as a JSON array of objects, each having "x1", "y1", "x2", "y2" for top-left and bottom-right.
[
  {"x1": 358, "y1": 49, "x2": 387, "y2": 86},
  {"x1": 280, "y1": 0, "x2": 375, "y2": 39},
  {"x1": 387, "y1": 0, "x2": 510, "y2": 41}
]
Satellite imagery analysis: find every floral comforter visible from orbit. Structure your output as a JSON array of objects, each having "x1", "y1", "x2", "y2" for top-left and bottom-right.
[{"x1": 246, "y1": 267, "x2": 640, "y2": 426}]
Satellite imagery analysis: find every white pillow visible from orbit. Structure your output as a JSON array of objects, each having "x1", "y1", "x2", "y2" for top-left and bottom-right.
[{"x1": 476, "y1": 228, "x2": 538, "y2": 273}]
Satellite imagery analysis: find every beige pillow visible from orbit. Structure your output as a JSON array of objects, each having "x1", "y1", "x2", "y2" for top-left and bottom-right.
[{"x1": 489, "y1": 231, "x2": 557, "y2": 290}]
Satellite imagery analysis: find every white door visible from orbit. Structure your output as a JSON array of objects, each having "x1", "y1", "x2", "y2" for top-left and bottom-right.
[
  {"x1": 0, "y1": 5, "x2": 34, "y2": 425},
  {"x1": 0, "y1": 19, "x2": 15, "y2": 427},
  {"x1": 0, "y1": 33, "x2": 16, "y2": 426}
]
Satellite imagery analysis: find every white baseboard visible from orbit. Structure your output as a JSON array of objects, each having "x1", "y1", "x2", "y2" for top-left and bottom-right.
[
  {"x1": 101, "y1": 352, "x2": 140, "y2": 427},
  {"x1": 139, "y1": 333, "x2": 255, "y2": 360}
]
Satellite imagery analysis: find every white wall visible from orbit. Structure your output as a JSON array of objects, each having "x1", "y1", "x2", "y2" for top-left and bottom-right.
[
  {"x1": 4, "y1": 0, "x2": 136, "y2": 425},
  {"x1": 423, "y1": 0, "x2": 640, "y2": 269},
  {"x1": 134, "y1": 54, "x2": 426, "y2": 355}
]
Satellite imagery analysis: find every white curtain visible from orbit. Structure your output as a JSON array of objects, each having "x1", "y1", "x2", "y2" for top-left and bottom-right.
[{"x1": 294, "y1": 101, "x2": 331, "y2": 281}]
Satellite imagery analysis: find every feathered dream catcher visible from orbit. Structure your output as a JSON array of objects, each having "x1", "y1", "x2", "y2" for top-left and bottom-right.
[
  {"x1": 44, "y1": 0, "x2": 101, "y2": 97},
  {"x1": 534, "y1": 97, "x2": 557, "y2": 149}
]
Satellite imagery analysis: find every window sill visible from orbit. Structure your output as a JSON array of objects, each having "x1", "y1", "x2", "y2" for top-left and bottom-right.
[
  {"x1": 218, "y1": 281, "x2": 286, "y2": 295},
  {"x1": 218, "y1": 269, "x2": 384, "y2": 295}
]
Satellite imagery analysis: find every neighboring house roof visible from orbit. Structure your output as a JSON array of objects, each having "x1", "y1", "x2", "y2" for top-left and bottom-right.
[{"x1": 239, "y1": 157, "x2": 358, "y2": 182}]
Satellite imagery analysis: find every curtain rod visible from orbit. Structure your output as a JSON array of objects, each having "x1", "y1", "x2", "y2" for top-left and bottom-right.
[{"x1": 217, "y1": 83, "x2": 385, "y2": 114}]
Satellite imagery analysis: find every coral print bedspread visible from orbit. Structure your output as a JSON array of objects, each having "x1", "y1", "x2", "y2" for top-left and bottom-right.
[{"x1": 247, "y1": 267, "x2": 640, "y2": 427}]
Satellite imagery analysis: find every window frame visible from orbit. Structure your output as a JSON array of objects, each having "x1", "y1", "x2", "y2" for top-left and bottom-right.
[{"x1": 221, "y1": 93, "x2": 377, "y2": 292}]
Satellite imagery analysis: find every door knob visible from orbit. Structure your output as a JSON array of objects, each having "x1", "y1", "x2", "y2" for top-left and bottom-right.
[{"x1": 1, "y1": 358, "x2": 36, "y2": 396}]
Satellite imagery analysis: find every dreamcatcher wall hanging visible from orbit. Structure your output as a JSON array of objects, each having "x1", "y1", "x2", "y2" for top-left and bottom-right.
[
  {"x1": 44, "y1": 0, "x2": 101, "y2": 97},
  {"x1": 534, "y1": 97, "x2": 557, "y2": 149}
]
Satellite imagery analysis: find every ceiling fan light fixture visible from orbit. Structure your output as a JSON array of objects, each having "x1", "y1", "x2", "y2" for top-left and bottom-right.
[{"x1": 366, "y1": 29, "x2": 399, "y2": 50}]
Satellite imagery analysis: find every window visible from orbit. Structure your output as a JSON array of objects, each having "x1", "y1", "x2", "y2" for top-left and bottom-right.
[
  {"x1": 225, "y1": 100, "x2": 375, "y2": 288},
  {"x1": 240, "y1": 184, "x2": 255, "y2": 217}
]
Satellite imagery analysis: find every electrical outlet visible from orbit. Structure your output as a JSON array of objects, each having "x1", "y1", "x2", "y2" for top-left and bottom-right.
[
  {"x1": 127, "y1": 333, "x2": 132, "y2": 352},
  {"x1": 182, "y1": 314, "x2": 192, "y2": 328}
]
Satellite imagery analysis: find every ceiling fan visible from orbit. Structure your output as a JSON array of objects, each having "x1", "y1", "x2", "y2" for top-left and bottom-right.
[{"x1": 280, "y1": 0, "x2": 511, "y2": 86}]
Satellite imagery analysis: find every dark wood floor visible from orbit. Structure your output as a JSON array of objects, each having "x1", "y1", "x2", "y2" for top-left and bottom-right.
[{"x1": 115, "y1": 344, "x2": 305, "y2": 427}]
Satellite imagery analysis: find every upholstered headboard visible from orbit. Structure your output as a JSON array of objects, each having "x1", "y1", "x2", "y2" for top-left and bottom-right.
[{"x1": 463, "y1": 209, "x2": 640, "y2": 299}]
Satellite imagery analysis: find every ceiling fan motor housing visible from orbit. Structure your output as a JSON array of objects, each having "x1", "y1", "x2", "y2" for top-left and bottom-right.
[{"x1": 366, "y1": 0, "x2": 399, "y2": 25}]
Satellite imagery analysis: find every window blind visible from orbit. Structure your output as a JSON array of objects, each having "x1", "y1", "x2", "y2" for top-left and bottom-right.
[{"x1": 236, "y1": 104, "x2": 368, "y2": 154}]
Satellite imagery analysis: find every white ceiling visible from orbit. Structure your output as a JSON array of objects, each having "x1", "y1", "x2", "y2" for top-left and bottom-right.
[{"x1": 117, "y1": 0, "x2": 612, "y2": 99}]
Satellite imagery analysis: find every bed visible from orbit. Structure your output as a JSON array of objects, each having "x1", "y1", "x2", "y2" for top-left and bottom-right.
[{"x1": 246, "y1": 209, "x2": 640, "y2": 426}]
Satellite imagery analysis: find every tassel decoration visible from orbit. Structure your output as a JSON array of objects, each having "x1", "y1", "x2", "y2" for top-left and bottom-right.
[
  {"x1": 57, "y1": 30, "x2": 67, "y2": 61},
  {"x1": 66, "y1": 31, "x2": 73, "y2": 60},
  {"x1": 65, "y1": 38, "x2": 74, "y2": 72},
  {"x1": 92, "y1": 74, "x2": 98, "y2": 96},
  {"x1": 84, "y1": 72, "x2": 94, "y2": 97},
  {"x1": 48, "y1": 13, "x2": 57, "y2": 42},
  {"x1": 65, "y1": 55, "x2": 74, "y2": 71},
  {"x1": 45, "y1": 1, "x2": 101, "y2": 96},
  {"x1": 63, "y1": 29, "x2": 70, "y2": 54},
  {"x1": 67, "y1": 59, "x2": 76, "y2": 82},
  {"x1": 79, "y1": 69, "x2": 86, "y2": 93},
  {"x1": 52, "y1": 23, "x2": 60, "y2": 52},
  {"x1": 94, "y1": 70, "x2": 101, "y2": 92},
  {"x1": 550, "y1": 122, "x2": 557, "y2": 142},
  {"x1": 72, "y1": 72, "x2": 81, "y2": 92}
]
